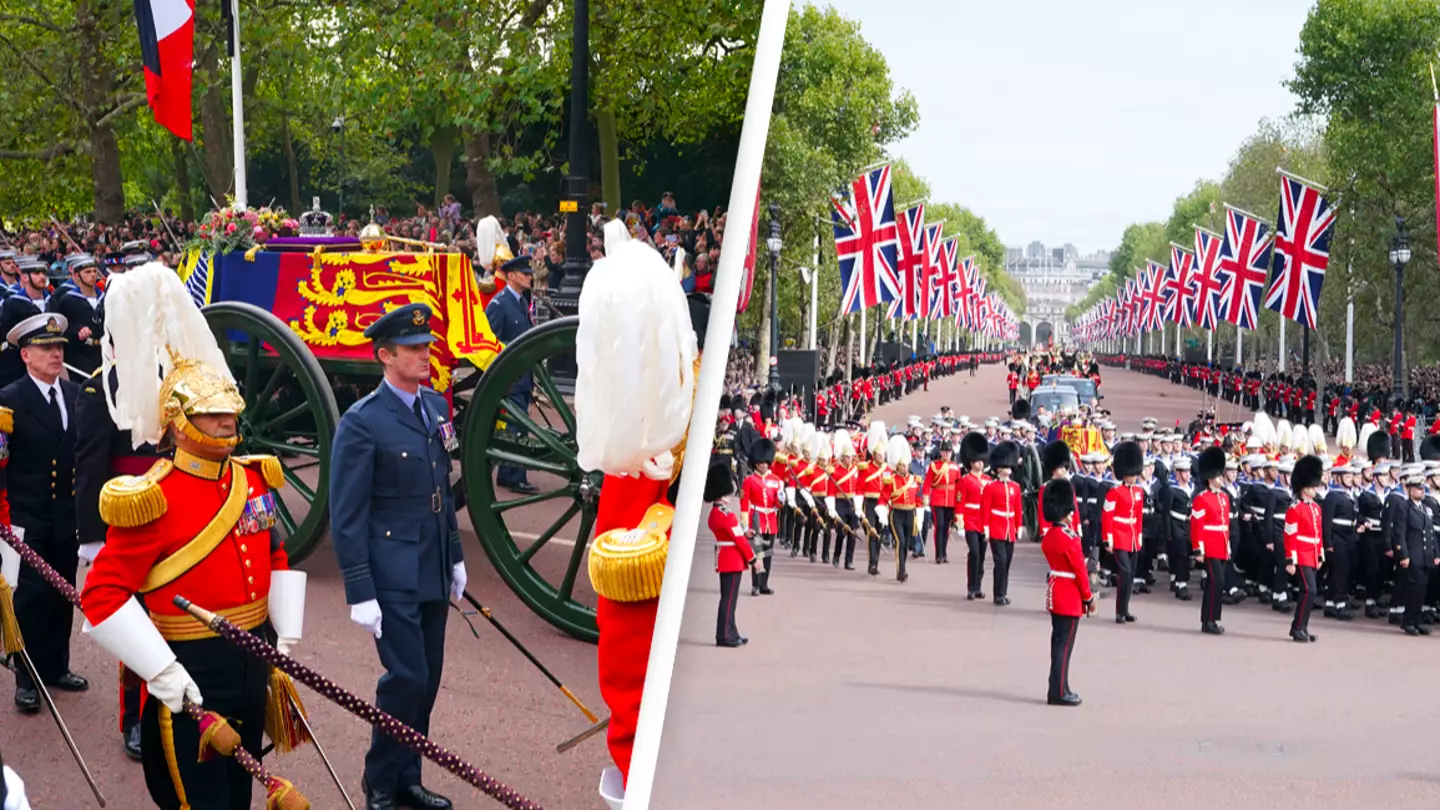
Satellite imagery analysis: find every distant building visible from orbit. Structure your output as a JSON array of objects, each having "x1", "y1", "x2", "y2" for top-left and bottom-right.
[{"x1": 1003, "y1": 241, "x2": 1112, "y2": 345}]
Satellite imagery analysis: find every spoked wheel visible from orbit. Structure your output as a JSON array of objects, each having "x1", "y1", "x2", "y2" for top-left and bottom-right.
[
  {"x1": 204, "y1": 301, "x2": 340, "y2": 564},
  {"x1": 462, "y1": 316, "x2": 599, "y2": 643}
]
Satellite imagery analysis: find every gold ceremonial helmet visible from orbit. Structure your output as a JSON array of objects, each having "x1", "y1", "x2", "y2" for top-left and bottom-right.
[{"x1": 159, "y1": 352, "x2": 245, "y2": 449}]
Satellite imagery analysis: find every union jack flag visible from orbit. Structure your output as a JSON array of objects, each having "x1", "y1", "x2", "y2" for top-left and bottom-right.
[
  {"x1": 894, "y1": 203, "x2": 926, "y2": 320},
  {"x1": 833, "y1": 166, "x2": 900, "y2": 314},
  {"x1": 1215, "y1": 207, "x2": 1273, "y2": 331},
  {"x1": 1264, "y1": 176, "x2": 1336, "y2": 329},
  {"x1": 932, "y1": 236, "x2": 959, "y2": 319},
  {"x1": 1166, "y1": 244, "x2": 1197, "y2": 327},
  {"x1": 1144, "y1": 261, "x2": 1170, "y2": 331},
  {"x1": 1192, "y1": 226, "x2": 1224, "y2": 330}
]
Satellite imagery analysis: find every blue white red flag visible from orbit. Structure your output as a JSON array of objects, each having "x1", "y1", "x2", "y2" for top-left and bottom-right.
[
  {"x1": 1264, "y1": 175, "x2": 1336, "y2": 329},
  {"x1": 1215, "y1": 206, "x2": 1273, "y2": 330},
  {"x1": 833, "y1": 166, "x2": 901, "y2": 314}
]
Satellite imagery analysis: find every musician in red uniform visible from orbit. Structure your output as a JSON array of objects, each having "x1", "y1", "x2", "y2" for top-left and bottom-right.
[
  {"x1": 1283, "y1": 454, "x2": 1325, "y2": 643},
  {"x1": 861, "y1": 422, "x2": 889, "y2": 576},
  {"x1": 921, "y1": 443, "x2": 959, "y2": 564},
  {"x1": 1190, "y1": 446, "x2": 1231, "y2": 635},
  {"x1": 77, "y1": 264, "x2": 302, "y2": 808},
  {"x1": 1006, "y1": 369, "x2": 1019, "y2": 404},
  {"x1": 709, "y1": 462, "x2": 759, "y2": 647},
  {"x1": 1041, "y1": 477, "x2": 1094, "y2": 708},
  {"x1": 1101, "y1": 441, "x2": 1144, "y2": 624},
  {"x1": 883, "y1": 435, "x2": 920, "y2": 583},
  {"x1": 980, "y1": 440, "x2": 1022, "y2": 605},
  {"x1": 831, "y1": 430, "x2": 861, "y2": 571},
  {"x1": 575, "y1": 233, "x2": 715, "y2": 807},
  {"x1": 1401, "y1": 408, "x2": 1418, "y2": 463},
  {"x1": 739, "y1": 438, "x2": 781, "y2": 595},
  {"x1": 1038, "y1": 441, "x2": 1080, "y2": 536},
  {"x1": 1026, "y1": 368, "x2": 1041, "y2": 393}
]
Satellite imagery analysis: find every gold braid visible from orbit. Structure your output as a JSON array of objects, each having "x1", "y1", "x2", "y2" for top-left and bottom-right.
[{"x1": 667, "y1": 353, "x2": 706, "y2": 485}]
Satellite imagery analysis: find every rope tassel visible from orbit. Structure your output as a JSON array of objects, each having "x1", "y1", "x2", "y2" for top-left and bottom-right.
[
  {"x1": 265, "y1": 669, "x2": 312, "y2": 754},
  {"x1": 264, "y1": 776, "x2": 310, "y2": 810},
  {"x1": 195, "y1": 709, "x2": 243, "y2": 761},
  {"x1": 0, "y1": 576, "x2": 24, "y2": 656}
]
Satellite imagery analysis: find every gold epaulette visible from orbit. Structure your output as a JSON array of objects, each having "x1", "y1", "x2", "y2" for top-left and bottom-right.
[
  {"x1": 234, "y1": 455, "x2": 286, "y2": 490},
  {"x1": 588, "y1": 504, "x2": 672, "y2": 603},
  {"x1": 0, "y1": 406, "x2": 12, "y2": 435},
  {"x1": 100, "y1": 459, "x2": 173, "y2": 528}
]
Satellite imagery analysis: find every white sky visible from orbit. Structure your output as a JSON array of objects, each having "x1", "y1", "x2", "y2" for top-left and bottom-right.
[{"x1": 816, "y1": 0, "x2": 1314, "y2": 255}]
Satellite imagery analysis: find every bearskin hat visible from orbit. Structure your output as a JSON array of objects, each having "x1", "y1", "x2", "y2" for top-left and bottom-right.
[
  {"x1": 1422, "y1": 435, "x2": 1440, "y2": 462},
  {"x1": 1011, "y1": 398, "x2": 1031, "y2": 421},
  {"x1": 703, "y1": 461, "x2": 734, "y2": 502},
  {"x1": 1196, "y1": 446, "x2": 1227, "y2": 481},
  {"x1": 1366, "y1": 427, "x2": 1392, "y2": 462},
  {"x1": 990, "y1": 440, "x2": 1019, "y2": 470},
  {"x1": 1112, "y1": 441, "x2": 1143, "y2": 478},
  {"x1": 1042, "y1": 478, "x2": 1075, "y2": 524},
  {"x1": 718, "y1": 393, "x2": 732, "y2": 411},
  {"x1": 960, "y1": 431, "x2": 990, "y2": 465},
  {"x1": 749, "y1": 392, "x2": 762, "y2": 408},
  {"x1": 1291, "y1": 454, "x2": 1324, "y2": 494},
  {"x1": 1041, "y1": 440, "x2": 1072, "y2": 478},
  {"x1": 749, "y1": 438, "x2": 776, "y2": 467}
]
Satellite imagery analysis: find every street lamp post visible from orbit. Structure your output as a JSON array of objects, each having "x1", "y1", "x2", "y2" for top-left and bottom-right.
[
  {"x1": 766, "y1": 202, "x2": 783, "y2": 394},
  {"x1": 557, "y1": 0, "x2": 592, "y2": 300},
  {"x1": 1390, "y1": 216, "x2": 1411, "y2": 398},
  {"x1": 332, "y1": 116, "x2": 346, "y2": 215}
]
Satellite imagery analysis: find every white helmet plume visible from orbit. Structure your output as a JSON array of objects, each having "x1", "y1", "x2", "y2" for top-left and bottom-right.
[
  {"x1": 101, "y1": 261, "x2": 235, "y2": 449},
  {"x1": 603, "y1": 219, "x2": 630, "y2": 255},
  {"x1": 867, "y1": 420, "x2": 888, "y2": 454},
  {"x1": 886, "y1": 435, "x2": 911, "y2": 468},
  {"x1": 575, "y1": 238, "x2": 697, "y2": 475},
  {"x1": 473, "y1": 215, "x2": 509, "y2": 267}
]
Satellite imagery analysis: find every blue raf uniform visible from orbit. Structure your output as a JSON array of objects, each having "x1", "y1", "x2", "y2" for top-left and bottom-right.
[
  {"x1": 484, "y1": 255, "x2": 535, "y2": 493},
  {"x1": 329, "y1": 302, "x2": 464, "y2": 810}
]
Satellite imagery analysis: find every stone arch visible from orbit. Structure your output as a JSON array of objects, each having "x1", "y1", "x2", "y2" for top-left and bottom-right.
[
  {"x1": 1018, "y1": 322, "x2": 1033, "y2": 346},
  {"x1": 1035, "y1": 321, "x2": 1055, "y2": 346}
]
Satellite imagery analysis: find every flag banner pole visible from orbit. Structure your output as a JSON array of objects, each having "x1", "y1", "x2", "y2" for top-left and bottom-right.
[
  {"x1": 853, "y1": 159, "x2": 889, "y2": 177},
  {"x1": 1192, "y1": 223, "x2": 1222, "y2": 238},
  {"x1": 1236, "y1": 324, "x2": 1243, "y2": 366},
  {"x1": 895, "y1": 198, "x2": 929, "y2": 211},
  {"x1": 624, "y1": 1, "x2": 787, "y2": 805},
  {"x1": 1206, "y1": 328, "x2": 1213, "y2": 363},
  {"x1": 1279, "y1": 316, "x2": 1287, "y2": 372},
  {"x1": 1275, "y1": 167, "x2": 1329, "y2": 193},
  {"x1": 860, "y1": 305, "x2": 868, "y2": 366},
  {"x1": 229, "y1": 0, "x2": 247, "y2": 208},
  {"x1": 809, "y1": 232, "x2": 819, "y2": 350},
  {"x1": 1221, "y1": 203, "x2": 1273, "y2": 227}
]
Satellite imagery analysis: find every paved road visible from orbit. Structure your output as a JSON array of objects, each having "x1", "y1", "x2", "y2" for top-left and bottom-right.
[
  {"x1": 1, "y1": 467, "x2": 606, "y2": 808},
  {"x1": 652, "y1": 363, "x2": 1440, "y2": 810}
]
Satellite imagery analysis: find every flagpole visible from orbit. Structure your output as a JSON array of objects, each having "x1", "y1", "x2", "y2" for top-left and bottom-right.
[
  {"x1": 809, "y1": 232, "x2": 819, "y2": 350},
  {"x1": 229, "y1": 0, "x2": 247, "y2": 209},
  {"x1": 859, "y1": 306, "x2": 867, "y2": 366},
  {"x1": 1236, "y1": 324, "x2": 1243, "y2": 367},
  {"x1": 1278, "y1": 317, "x2": 1287, "y2": 373},
  {"x1": 1206, "y1": 329, "x2": 1213, "y2": 363}
]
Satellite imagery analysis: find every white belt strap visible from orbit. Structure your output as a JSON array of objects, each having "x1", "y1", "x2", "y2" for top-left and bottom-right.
[
  {"x1": 991, "y1": 510, "x2": 1013, "y2": 517},
  {"x1": 1332, "y1": 518, "x2": 1353, "y2": 526},
  {"x1": 1048, "y1": 570, "x2": 1076, "y2": 579},
  {"x1": 1114, "y1": 517, "x2": 1137, "y2": 524},
  {"x1": 715, "y1": 541, "x2": 736, "y2": 548},
  {"x1": 1168, "y1": 511, "x2": 1188, "y2": 521},
  {"x1": 753, "y1": 507, "x2": 777, "y2": 513},
  {"x1": 1201, "y1": 525, "x2": 1228, "y2": 531},
  {"x1": 1294, "y1": 536, "x2": 1320, "y2": 545}
]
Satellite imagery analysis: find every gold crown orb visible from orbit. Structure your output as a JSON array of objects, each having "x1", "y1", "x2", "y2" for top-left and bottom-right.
[{"x1": 359, "y1": 223, "x2": 386, "y2": 253}]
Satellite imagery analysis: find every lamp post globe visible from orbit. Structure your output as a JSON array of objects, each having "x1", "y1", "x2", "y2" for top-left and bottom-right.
[
  {"x1": 766, "y1": 202, "x2": 783, "y2": 394},
  {"x1": 1391, "y1": 216, "x2": 1410, "y2": 397}
]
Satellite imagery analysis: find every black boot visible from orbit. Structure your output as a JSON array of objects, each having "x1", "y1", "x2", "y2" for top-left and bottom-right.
[{"x1": 759, "y1": 571, "x2": 774, "y2": 595}]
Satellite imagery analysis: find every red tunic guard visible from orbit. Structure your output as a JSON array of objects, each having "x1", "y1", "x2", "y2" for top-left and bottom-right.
[
  {"x1": 980, "y1": 478, "x2": 1021, "y2": 541},
  {"x1": 739, "y1": 469, "x2": 782, "y2": 536},
  {"x1": 1189, "y1": 489, "x2": 1231, "y2": 560},
  {"x1": 1042, "y1": 524, "x2": 1093, "y2": 616},
  {"x1": 1283, "y1": 500, "x2": 1323, "y2": 569},
  {"x1": 1101, "y1": 484, "x2": 1143, "y2": 552}
]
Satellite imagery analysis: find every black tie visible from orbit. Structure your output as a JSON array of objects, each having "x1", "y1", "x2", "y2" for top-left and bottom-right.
[
  {"x1": 48, "y1": 386, "x2": 62, "y2": 430},
  {"x1": 413, "y1": 397, "x2": 426, "y2": 431}
]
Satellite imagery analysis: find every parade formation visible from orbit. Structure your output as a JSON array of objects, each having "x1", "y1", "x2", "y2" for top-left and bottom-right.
[{"x1": 709, "y1": 343, "x2": 1440, "y2": 710}]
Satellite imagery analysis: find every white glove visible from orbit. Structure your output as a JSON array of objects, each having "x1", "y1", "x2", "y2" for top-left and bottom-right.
[
  {"x1": 801, "y1": 490, "x2": 816, "y2": 509},
  {"x1": 275, "y1": 637, "x2": 299, "y2": 656},
  {"x1": 641, "y1": 451, "x2": 675, "y2": 482},
  {"x1": 784, "y1": 487, "x2": 796, "y2": 508},
  {"x1": 825, "y1": 496, "x2": 838, "y2": 519},
  {"x1": 918, "y1": 506, "x2": 929, "y2": 522},
  {"x1": 3, "y1": 764, "x2": 29, "y2": 810},
  {"x1": 78, "y1": 542, "x2": 103, "y2": 563},
  {"x1": 451, "y1": 562, "x2": 468, "y2": 601},
  {"x1": 876, "y1": 505, "x2": 890, "y2": 523},
  {"x1": 148, "y1": 660, "x2": 203, "y2": 713},
  {"x1": 350, "y1": 599, "x2": 383, "y2": 638},
  {"x1": 851, "y1": 495, "x2": 863, "y2": 512}
]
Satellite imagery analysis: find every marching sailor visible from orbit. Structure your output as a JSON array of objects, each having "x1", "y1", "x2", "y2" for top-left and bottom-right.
[{"x1": 77, "y1": 263, "x2": 305, "y2": 808}]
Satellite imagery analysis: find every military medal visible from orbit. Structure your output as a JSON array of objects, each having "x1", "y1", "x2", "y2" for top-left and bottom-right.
[
  {"x1": 439, "y1": 419, "x2": 459, "y2": 452},
  {"x1": 238, "y1": 492, "x2": 278, "y2": 535}
]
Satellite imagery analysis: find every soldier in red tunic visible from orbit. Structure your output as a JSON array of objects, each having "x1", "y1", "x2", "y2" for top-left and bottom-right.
[
  {"x1": 577, "y1": 230, "x2": 712, "y2": 808},
  {"x1": 739, "y1": 438, "x2": 781, "y2": 595},
  {"x1": 958, "y1": 432, "x2": 991, "y2": 599},
  {"x1": 1191, "y1": 446, "x2": 1231, "y2": 635},
  {"x1": 1284, "y1": 454, "x2": 1325, "y2": 642},
  {"x1": 709, "y1": 461, "x2": 759, "y2": 647},
  {"x1": 1102, "y1": 441, "x2": 1144, "y2": 624},
  {"x1": 1037, "y1": 441, "x2": 1079, "y2": 536},
  {"x1": 882, "y1": 435, "x2": 920, "y2": 584},
  {"x1": 1041, "y1": 478, "x2": 1094, "y2": 707},
  {"x1": 922, "y1": 442, "x2": 959, "y2": 564},
  {"x1": 981, "y1": 440, "x2": 1022, "y2": 605},
  {"x1": 76, "y1": 263, "x2": 303, "y2": 808}
]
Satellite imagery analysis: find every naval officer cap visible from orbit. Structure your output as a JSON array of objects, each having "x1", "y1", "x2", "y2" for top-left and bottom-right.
[
  {"x1": 0, "y1": 250, "x2": 13, "y2": 262},
  {"x1": 7, "y1": 312, "x2": 68, "y2": 348},
  {"x1": 64, "y1": 253, "x2": 98, "y2": 273},
  {"x1": 363, "y1": 302, "x2": 436, "y2": 346}
]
